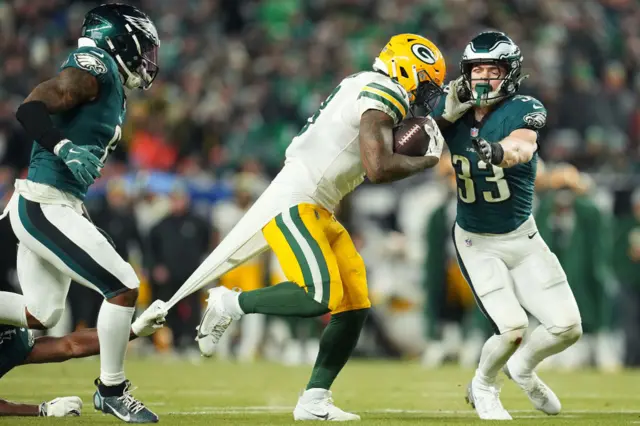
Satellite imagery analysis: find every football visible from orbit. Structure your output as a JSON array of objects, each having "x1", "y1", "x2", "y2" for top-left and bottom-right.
[{"x1": 393, "y1": 117, "x2": 432, "y2": 156}]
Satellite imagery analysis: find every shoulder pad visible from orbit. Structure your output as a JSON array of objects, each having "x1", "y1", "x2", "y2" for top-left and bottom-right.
[{"x1": 508, "y1": 95, "x2": 547, "y2": 130}]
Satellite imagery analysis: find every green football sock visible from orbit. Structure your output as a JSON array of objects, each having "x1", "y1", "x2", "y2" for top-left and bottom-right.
[
  {"x1": 238, "y1": 282, "x2": 329, "y2": 317},
  {"x1": 306, "y1": 308, "x2": 369, "y2": 390}
]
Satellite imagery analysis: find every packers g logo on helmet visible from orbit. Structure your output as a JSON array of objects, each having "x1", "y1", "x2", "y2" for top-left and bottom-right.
[
  {"x1": 374, "y1": 34, "x2": 446, "y2": 109},
  {"x1": 411, "y1": 44, "x2": 437, "y2": 65}
]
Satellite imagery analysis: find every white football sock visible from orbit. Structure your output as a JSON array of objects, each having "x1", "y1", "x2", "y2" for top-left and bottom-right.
[
  {"x1": 97, "y1": 300, "x2": 135, "y2": 386},
  {"x1": 222, "y1": 290, "x2": 244, "y2": 319},
  {"x1": 0, "y1": 292, "x2": 28, "y2": 328},
  {"x1": 476, "y1": 330, "x2": 524, "y2": 384},
  {"x1": 510, "y1": 324, "x2": 582, "y2": 378}
]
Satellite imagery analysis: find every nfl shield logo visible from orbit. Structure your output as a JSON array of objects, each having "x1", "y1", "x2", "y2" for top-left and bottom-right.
[
  {"x1": 465, "y1": 238, "x2": 472, "y2": 247},
  {"x1": 470, "y1": 127, "x2": 479, "y2": 138}
]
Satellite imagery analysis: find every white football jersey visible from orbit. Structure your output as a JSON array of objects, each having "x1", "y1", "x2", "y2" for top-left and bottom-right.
[{"x1": 270, "y1": 71, "x2": 410, "y2": 211}]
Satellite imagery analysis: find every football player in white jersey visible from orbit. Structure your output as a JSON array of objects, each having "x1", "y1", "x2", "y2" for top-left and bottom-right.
[{"x1": 140, "y1": 33, "x2": 446, "y2": 421}]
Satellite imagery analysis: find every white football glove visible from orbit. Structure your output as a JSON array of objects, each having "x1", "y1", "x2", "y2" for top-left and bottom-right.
[
  {"x1": 132, "y1": 299, "x2": 168, "y2": 337},
  {"x1": 423, "y1": 116, "x2": 445, "y2": 159},
  {"x1": 40, "y1": 396, "x2": 82, "y2": 417},
  {"x1": 441, "y1": 76, "x2": 474, "y2": 123}
]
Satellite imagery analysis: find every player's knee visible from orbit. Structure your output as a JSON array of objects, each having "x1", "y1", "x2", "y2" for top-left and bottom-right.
[
  {"x1": 120, "y1": 263, "x2": 140, "y2": 290},
  {"x1": 500, "y1": 327, "x2": 526, "y2": 347},
  {"x1": 548, "y1": 323, "x2": 583, "y2": 345},
  {"x1": 33, "y1": 307, "x2": 64, "y2": 329},
  {"x1": 108, "y1": 288, "x2": 139, "y2": 307}
]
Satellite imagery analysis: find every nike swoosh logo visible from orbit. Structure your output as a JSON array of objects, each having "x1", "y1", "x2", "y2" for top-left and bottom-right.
[
  {"x1": 528, "y1": 232, "x2": 538, "y2": 239},
  {"x1": 105, "y1": 402, "x2": 131, "y2": 422},
  {"x1": 91, "y1": 51, "x2": 105, "y2": 58},
  {"x1": 69, "y1": 149, "x2": 81, "y2": 154},
  {"x1": 312, "y1": 412, "x2": 329, "y2": 420},
  {"x1": 532, "y1": 104, "x2": 544, "y2": 109}
]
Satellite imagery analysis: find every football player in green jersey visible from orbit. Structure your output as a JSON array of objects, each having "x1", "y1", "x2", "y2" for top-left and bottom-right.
[
  {"x1": 0, "y1": 3, "x2": 162, "y2": 423},
  {"x1": 0, "y1": 301, "x2": 165, "y2": 417},
  {"x1": 432, "y1": 31, "x2": 583, "y2": 420}
]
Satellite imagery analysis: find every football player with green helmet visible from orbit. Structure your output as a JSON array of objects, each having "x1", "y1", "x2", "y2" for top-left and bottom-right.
[
  {"x1": 432, "y1": 31, "x2": 583, "y2": 420},
  {"x1": 2, "y1": 3, "x2": 161, "y2": 423}
]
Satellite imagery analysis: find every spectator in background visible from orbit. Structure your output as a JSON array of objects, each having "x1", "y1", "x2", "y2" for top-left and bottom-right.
[
  {"x1": 535, "y1": 165, "x2": 620, "y2": 371},
  {"x1": 90, "y1": 179, "x2": 143, "y2": 262},
  {"x1": 613, "y1": 188, "x2": 640, "y2": 366},
  {"x1": 212, "y1": 173, "x2": 267, "y2": 362},
  {"x1": 421, "y1": 153, "x2": 491, "y2": 368},
  {"x1": 146, "y1": 183, "x2": 212, "y2": 353}
]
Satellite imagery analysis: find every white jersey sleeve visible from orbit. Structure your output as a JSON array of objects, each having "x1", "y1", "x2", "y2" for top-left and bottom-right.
[{"x1": 357, "y1": 74, "x2": 411, "y2": 124}]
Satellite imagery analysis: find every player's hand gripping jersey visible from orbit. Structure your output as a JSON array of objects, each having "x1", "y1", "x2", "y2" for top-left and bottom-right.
[
  {"x1": 432, "y1": 94, "x2": 547, "y2": 234},
  {"x1": 273, "y1": 71, "x2": 410, "y2": 211}
]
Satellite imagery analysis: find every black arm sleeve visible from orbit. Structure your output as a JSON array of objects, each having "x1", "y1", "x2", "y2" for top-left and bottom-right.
[{"x1": 15, "y1": 101, "x2": 65, "y2": 153}]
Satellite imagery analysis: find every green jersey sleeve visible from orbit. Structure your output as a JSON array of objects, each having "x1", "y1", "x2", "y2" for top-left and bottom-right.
[
  {"x1": 60, "y1": 46, "x2": 114, "y2": 83},
  {"x1": 504, "y1": 95, "x2": 547, "y2": 135}
]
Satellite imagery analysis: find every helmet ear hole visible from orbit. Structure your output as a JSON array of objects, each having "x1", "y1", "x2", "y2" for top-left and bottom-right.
[{"x1": 399, "y1": 67, "x2": 409, "y2": 78}]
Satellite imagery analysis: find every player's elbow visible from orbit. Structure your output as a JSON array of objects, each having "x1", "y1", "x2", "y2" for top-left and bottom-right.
[
  {"x1": 365, "y1": 162, "x2": 393, "y2": 184},
  {"x1": 423, "y1": 155, "x2": 440, "y2": 169},
  {"x1": 361, "y1": 152, "x2": 387, "y2": 184},
  {"x1": 519, "y1": 147, "x2": 535, "y2": 164},
  {"x1": 366, "y1": 168, "x2": 384, "y2": 184}
]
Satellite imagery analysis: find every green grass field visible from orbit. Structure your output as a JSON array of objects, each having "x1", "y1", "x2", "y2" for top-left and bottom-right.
[{"x1": 0, "y1": 357, "x2": 638, "y2": 425}]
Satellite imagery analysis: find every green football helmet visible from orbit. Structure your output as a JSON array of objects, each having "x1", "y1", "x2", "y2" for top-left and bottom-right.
[
  {"x1": 459, "y1": 31, "x2": 527, "y2": 104},
  {"x1": 81, "y1": 3, "x2": 160, "y2": 90}
]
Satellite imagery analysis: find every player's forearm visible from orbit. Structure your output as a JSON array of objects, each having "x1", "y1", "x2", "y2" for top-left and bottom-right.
[
  {"x1": 24, "y1": 329, "x2": 137, "y2": 364},
  {"x1": 369, "y1": 154, "x2": 438, "y2": 183},
  {"x1": 497, "y1": 136, "x2": 536, "y2": 168},
  {"x1": 0, "y1": 400, "x2": 39, "y2": 417},
  {"x1": 359, "y1": 109, "x2": 438, "y2": 183}
]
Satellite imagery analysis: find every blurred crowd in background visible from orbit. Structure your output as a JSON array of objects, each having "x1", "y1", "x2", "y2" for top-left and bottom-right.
[{"x1": 0, "y1": 0, "x2": 639, "y2": 369}]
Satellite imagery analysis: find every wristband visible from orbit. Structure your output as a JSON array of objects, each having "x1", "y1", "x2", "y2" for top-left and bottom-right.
[
  {"x1": 490, "y1": 142, "x2": 504, "y2": 165},
  {"x1": 15, "y1": 101, "x2": 64, "y2": 153}
]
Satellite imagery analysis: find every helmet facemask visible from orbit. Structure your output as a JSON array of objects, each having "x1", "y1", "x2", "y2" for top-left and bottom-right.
[
  {"x1": 388, "y1": 59, "x2": 444, "y2": 113},
  {"x1": 108, "y1": 26, "x2": 159, "y2": 90},
  {"x1": 414, "y1": 68, "x2": 444, "y2": 113},
  {"x1": 460, "y1": 31, "x2": 529, "y2": 107}
]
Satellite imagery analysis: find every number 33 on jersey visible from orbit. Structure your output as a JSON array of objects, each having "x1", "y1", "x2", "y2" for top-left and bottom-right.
[{"x1": 433, "y1": 95, "x2": 547, "y2": 234}]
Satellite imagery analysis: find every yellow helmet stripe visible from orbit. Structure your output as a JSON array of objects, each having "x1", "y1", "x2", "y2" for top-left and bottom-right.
[
  {"x1": 358, "y1": 91, "x2": 402, "y2": 123},
  {"x1": 367, "y1": 83, "x2": 410, "y2": 113}
]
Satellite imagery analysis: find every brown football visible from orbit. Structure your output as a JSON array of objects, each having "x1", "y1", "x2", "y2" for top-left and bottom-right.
[{"x1": 393, "y1": 117, "x2": 431, "y2": 156}]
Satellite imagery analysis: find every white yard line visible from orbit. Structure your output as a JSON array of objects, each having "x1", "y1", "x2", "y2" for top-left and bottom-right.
[{"x1": 167, "y1": 407, "x2": 640, "y2": 416}]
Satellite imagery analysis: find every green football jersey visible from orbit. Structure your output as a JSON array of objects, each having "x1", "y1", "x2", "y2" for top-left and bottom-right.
[
  {"x1": 0, "y1": 326, "x2": 34, "y2": 379},
  {"x1": 433, "y1": 94, "x2": 547, "y2": 234},
  {"x1": 27, "y1": 46, "x2": 126, "y2": 200}
]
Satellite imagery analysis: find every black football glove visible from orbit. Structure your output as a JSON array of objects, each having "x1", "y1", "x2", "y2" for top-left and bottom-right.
[{"x1": 472, "y1": 137, "x2": 504, "y2": 166}]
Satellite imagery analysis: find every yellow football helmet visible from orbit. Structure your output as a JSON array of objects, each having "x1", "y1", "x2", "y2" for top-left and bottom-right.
[{"x1": 374, "y1": 34, "x2": 446, "y2": 109}]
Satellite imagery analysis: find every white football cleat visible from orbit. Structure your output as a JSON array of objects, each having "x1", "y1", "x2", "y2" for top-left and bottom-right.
[
  {"x1": 196, "y1": 287, "x2": 236, "y2": 357},
  {"x1": 466, "y1": 375, "x2": 512, "y2": 420},
  {"x1": 504, "y1": 361, "x2": 561, "y2": 415},
  {"x1": 293, "y1": 389, "x2": 360, "y2": 421}
]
